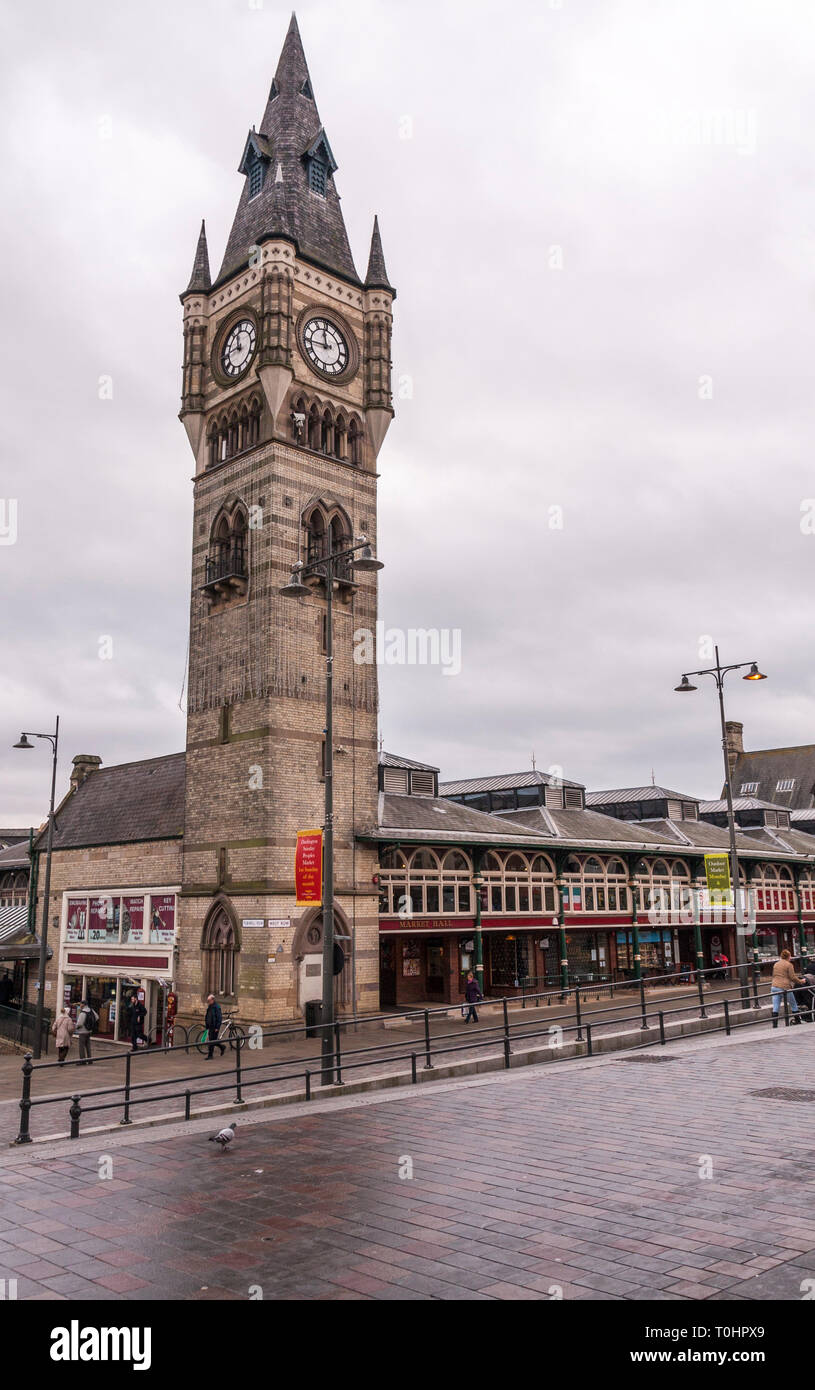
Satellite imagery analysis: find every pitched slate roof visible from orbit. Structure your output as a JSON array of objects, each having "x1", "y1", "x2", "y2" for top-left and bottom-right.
[
  {"x1": 0, "y1": 840, "x2": 31, "y2": 869},
  {"x1": 0, "y1": 829, "x2": 31, "y2": 847},
  {"x1": 48, "y1": 753, "x2": 185, "y2": 850},
  {"x1": 216, "y1": 14, "x2": 360, "y2": 286},
  {"x1": 379, "y1": 750, "x2": 439, "y2": 773},
  {"x1": 503, "y1": 806, "x2": 678, "y2": 849},
  {"x1": 728, "y1": 745, "x2": 815, "y2": 810},
  {"x1": 699, "y1": 797, "x2": 790, "y2": 813},
  {"x1": 587, "y1": 786, "x2": 698, "y2": 806},
  {"x1": 373, "y1": 794, "x2": 552, "y2": 847},
  {"x1": 439, "y1": 769, "x2": 584, "y2": 796}
]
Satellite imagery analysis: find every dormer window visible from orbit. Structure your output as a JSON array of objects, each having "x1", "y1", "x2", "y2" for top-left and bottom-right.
[
  {"x1": 309, "y1": 158, "x2": 326, "y2": 196},
  {"x1": 740, "y1": 782, "x2": 758, "y2": 795},
  {"x1": 776, "y1": 778, "x2": 795, "y2": 793}
]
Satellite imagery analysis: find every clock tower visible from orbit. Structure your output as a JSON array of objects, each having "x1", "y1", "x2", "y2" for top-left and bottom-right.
[{"x1": 176, "y1": 14, "x2": 393, "y2": 1023}]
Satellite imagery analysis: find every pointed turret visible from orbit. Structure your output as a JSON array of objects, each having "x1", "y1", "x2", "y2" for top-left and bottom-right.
[
  {"x1": 216, "y1": 13, "x2": 359, "y2": 286},
  {"x1": 365, "y1": 215, "x2": 395, "y2": 297},
  {"x1": 183, "y1": 220, "x2": 211, "y2": 296}
]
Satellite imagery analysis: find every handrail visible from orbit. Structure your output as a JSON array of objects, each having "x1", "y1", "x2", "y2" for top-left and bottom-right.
[{"x1": 15, "y1": 969, "x2": 808, "y2": 1143}]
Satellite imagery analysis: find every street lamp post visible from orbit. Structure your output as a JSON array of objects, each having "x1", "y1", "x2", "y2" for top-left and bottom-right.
[
  {"x1": 13, "y1": 719, "x2": 60, "y2": 1059},
  {"x1": 675, "y1": 648, "x2": 766, "y2": 1007},
  {"x1": 281, "y1": 537, "x2": 383, "y2": 1086}
]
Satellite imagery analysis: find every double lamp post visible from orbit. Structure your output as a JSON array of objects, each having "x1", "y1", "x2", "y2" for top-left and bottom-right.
[{"x1": 281, "y1": 536, "x2": 383, "y2": 1085}]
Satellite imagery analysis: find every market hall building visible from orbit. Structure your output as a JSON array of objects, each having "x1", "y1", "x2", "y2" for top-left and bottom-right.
[{"x1": 367, "y1": 762, "x2": 815, "y2": 1008}]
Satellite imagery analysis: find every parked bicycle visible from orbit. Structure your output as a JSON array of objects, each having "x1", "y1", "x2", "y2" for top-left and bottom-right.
[{"x1": 192, "y1": 1013, "x2": 246, "y2": 1055}]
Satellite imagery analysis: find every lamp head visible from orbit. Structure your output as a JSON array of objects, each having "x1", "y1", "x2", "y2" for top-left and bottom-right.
[
  {"x1": 352, "y1": 537, "x2": 383, "y2": 573},
  {"x1": 13, "y1": 734, "x2": 33, "y2": 750},
  {"x1": 279, "y1": 563, "x2": 311, "y2": 598},
  {"x1": 674, "y1": 675, "x2": 697, "y2": 693},
  {"x1": 743, "y1": 663, "x2": 767, "y2": 681}
]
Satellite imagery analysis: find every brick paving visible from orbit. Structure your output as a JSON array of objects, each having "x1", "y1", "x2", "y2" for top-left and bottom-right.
[{"x1": 1, "y1": 1023, "x2": 814, "y2": 1301}]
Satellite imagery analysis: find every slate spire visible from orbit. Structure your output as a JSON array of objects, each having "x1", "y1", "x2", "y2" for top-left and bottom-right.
[
  {"x1": 365, "y1": 215, "x2": 395, "y2": 295},
  {"x1": 184, "y1": 220, "x2": 211, "y2": 295},
  {"x1": 216, "y1": 13, "x2": 360, "y2": 286}
]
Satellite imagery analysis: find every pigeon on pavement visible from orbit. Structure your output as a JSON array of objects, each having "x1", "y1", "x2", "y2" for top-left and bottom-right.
[{"x1": 209, "y1": 1122, "x2": 237, "y2": 1151}]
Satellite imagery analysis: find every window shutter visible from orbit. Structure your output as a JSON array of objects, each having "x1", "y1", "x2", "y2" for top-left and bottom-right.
[
  {"x1": 564, "y1": 787, "x2": 583, "y2": 809},
  {"x1": 410, "y1": 771, "x2": 435, "y2": 797},
  {"x1": 383, "y1": 767, "x2": 409, "y2": 794},
  {"x1": 546, "y1": 785, "x2": 564, "y2": 810}
]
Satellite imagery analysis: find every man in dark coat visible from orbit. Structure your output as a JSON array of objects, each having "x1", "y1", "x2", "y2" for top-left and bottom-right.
[
  {"x1": 0, "y1": 973, "x2": 13, "y2": 1007},
  {"x1": 130, "y1": 995, "x2": 147, "y2": 1051},
  {"x1": 205, "y1": 994, "x2": 226, "y2": 1058},
  {"x1": 463, "y1": 971, "x2": 483, "y2": 1023}
]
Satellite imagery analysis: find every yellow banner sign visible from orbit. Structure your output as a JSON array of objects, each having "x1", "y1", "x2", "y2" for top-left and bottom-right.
[{"x1": 704, "y1": 853, "x2": 732, "y2": 906}]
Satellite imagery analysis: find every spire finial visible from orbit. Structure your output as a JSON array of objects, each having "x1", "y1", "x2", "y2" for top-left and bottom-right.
[
  {"x1": 183, "y1": 219, "x2": 211, "y2": 296},
  {"x1": 365, "y1": 214, "x2": 395, "y2": 294}
]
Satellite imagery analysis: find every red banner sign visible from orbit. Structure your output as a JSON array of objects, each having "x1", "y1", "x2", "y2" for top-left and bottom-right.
[{"x1": 295, "y1": 829, "x2": 323, "y2": 906}]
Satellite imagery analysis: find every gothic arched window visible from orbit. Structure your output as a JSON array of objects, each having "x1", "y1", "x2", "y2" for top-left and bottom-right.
[
  {"x1": 334, "y1": 413, "x2": 347, "y2": 460},
  {"x1": 305, "y1": 507, "x2": 326, "y2": 565},
  {"x1": 348, "y1": 417, "x2": 362, "y2": 465},
  {"x1": 201, "y1": 905, "x2": 239, "y2": 998}
]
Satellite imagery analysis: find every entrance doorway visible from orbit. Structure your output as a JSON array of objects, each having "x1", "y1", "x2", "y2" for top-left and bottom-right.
[{"x1": 380, "y1": 938, "x2": 396, "y2": 1006}]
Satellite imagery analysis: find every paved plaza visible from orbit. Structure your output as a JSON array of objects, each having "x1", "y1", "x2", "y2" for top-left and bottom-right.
[{"x1": 1, "y1": 1023, "x2": 814, "y2": 1301}]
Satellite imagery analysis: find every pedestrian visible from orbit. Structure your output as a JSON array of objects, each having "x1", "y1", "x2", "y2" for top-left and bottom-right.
[
  {"x1": 795, "y1": 966, "x2": 815, "y2": 1022},
  {"x1": 462, "y1": 970, "x2": 483, "y2": 1024},
  {"x1": 771, "y1": 949, "x2": 804, "y2": 1027},
  {"x1": 75, "y1": 998, "x2": 96, "y2": 1064},
  {"x1": 51, "y1": 1007, "x2": 75, "y2": 1065},
  {"x1": 0, "y1": 972, "x2": 13, "y2": 1007},
  {"x1": 129, "y1": 994, "x2": 147, "y2": 1051},
  {"x1": 204, "y1": 994, "x2": 225, "y2": 1058}
]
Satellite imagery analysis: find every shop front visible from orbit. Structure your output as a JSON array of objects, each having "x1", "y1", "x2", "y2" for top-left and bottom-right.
[{"x1": 59, "y1": 887, "x2": 178, "y2": 1044}]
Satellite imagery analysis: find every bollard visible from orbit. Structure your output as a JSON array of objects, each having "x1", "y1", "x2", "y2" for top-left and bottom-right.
[
  {"x1": 120, "y1": 1051, "x2": 133, "y2": 1125},
  {"x1": 575, "y1": 986, "x2": 583, "y2": 1043},
  {"x1": 586, "y1": 1023, "x2": 593, "y2": 1057},
  {"x1": 411, "y1": 1052, "x2": 417, "y2": 1084},
  {"x1": 334, "y1": 1022, "x2": 344, "y2": 1085},
  {"x1": 724, "y1": 999, "x2": 731, "y2": 1036},
  {"x1": 784, "y1": 992, "x2": 790, "y2": 1028},
  {"x1": 639, "y1": 976, "x2": 649, "y2": 1029},
  {"x1": 423, "y1": 1010, "x2": 432, "y2": 1069},
  {"x1": 69, "y1": 1095, "x2": 81, "y2": 1140},
  {"x1": 15, "y1": 1052, "x2": 34, "y2": 1145},
  {"x1": 234, "y1": 1036, "x2": 244, "y2": 1104},
  {"x1": 305, "y1": 1069, "x2": 311, "y2": 1101},
  {"x1": 184, "y1": 1089, "x2": 191, "y2": 1121},
  {"x1": 502, "y1": 998, "x2": 512, "y2": 1059},
  {"x1": 658, "y1": 1010, "x2": 665, "y2": 1046}
]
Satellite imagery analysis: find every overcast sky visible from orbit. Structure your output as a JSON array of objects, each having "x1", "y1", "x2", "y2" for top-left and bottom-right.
[{"x1": 3, "y1": 0, "x2": 815, "y2": 823}]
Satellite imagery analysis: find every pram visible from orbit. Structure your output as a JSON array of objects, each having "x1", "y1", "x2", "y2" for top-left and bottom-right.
[{"x1": 793, "y1": 976, "x2": 815, "y2": 1021}]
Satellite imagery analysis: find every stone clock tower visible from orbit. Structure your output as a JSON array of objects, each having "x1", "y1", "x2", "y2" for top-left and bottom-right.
[{"x1": 176, "y1": 15, "x2": 393, "y2": 1023}]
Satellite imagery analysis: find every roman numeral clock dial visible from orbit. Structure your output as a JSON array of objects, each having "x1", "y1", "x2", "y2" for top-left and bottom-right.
[
  {"x1": 221, "y1": 318, "x2": 256, "y2": 377},
  {"x1": 302, "y1": 317, "x2": 349, "y2": 376}
]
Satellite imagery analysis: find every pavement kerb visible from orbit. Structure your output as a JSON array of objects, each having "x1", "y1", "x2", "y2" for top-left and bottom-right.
[
  {"x1": 1, "y1": 1009, "x2": 808, "y2": 1167},
  {"x1": 11, "y1": 998, "x2": 777, "y2": 1148}
]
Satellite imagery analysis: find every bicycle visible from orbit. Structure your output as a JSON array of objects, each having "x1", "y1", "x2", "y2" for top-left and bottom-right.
[{"x1": 193, "y1": 1013, "x2": 246, "y2": 1056}]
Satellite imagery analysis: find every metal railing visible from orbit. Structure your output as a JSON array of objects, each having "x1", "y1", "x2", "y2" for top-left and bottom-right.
[
  {"x1": 203, "y1": 542, "x2": 247, "y2": 587},
  {"x1": 14, "y1": 960, "x2": 811, "y2": 1144},
  {"x1": 0, "y1": 1002, "x2": 50, "y2": 1054}
]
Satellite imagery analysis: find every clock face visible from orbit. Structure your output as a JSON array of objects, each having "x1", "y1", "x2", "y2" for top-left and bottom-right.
[
  {"x1": 303, "y1": 317, "x2": 349, "y2": 375},
  {"x1": 221, "y1": 319, "x2": 256, "y2": 377}
]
